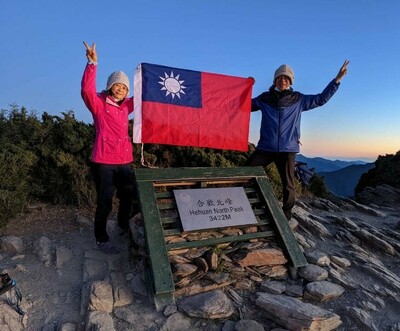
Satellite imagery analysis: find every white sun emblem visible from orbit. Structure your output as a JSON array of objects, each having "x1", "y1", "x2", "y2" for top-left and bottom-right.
[{"x1": 158, "y1": 71, "x2": 187, "y2": 99}]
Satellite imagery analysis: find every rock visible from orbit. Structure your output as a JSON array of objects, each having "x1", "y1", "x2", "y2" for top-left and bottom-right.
[
  {"x1": 356, "y1": 185, "x2": 400, "y2": 207},
  {"x1": 88, "y1": 281, "x2": 114, "y2": 313},
  {"x1": 222, "y1": 320, "x2": 236, "y2": 331},
  {"x1": 226, "y1": 288, "x2": 244, "y2": 306},
  {"x1": 184, "y1": 247, "x2": 210, "y2": 259},
  {"x1": 304, "y1": 281, "x2": 345, "y2": 302},
  {"x1": 76, "y1": 214, "x2": 92, "y2": 227},
  {"x1": 160, "y1": 312, "x2": 192, "y2": 331},
  {"x1": 294, "y1": 232, "x2": 313, "y2": 249},
  {"x1": 298, "y1": 264, "x2": 329, "y2": 282},
  {"x1": 235, "y1": 279, "x2": 254, "y2": 290},
  {"x1": 0, "y1": 301, "x2": 26, "y2": 331},
  {"x1": 168, "y1": 254, "x2": 191, "y2": 264},
  {"x1": 353, "y1": 228, "x2": 396, "y2": 255},
  {"x1": 113, "y1": 304, "x2": 163, "y2": 328},
  {"x1": 328, "y1": 268, "x2": 358, "y2": 290},
  {"x1": 33, "y1": 236, "x2": 54, "y2": 266},
  {"x1": 235, "y1": 248, "x2": 287, "y2": 267},
  {"x1": 59, "y1": 323, "x2": 77, "y2": 331},
  {"x1": 86, "y1": 310, "x2": 115, "y2": 331},
  {"x1": 259, "y1": 280, "x2": 286, "y2": 294},
  {"x1": 0, "y1": 236, "x2": 24, "y2": 253},
  {"x1": 361, "y1": 290, "x2": 385, "y2": 309},
  {"x1": 175, "y1": 270, "x2": 206, "y2": 288},
  {"x1": 294, "y1": 208, "x2": 330, "y2": 236},
  {"x1": 305, "y1": 251, "x2": 330, "y2": 266},
  {"x1": 172, "y1": 263, "x2": 198, "y2": 277},
  {"x1": 129, "y1": 214, "x2": 146, "y2": 248},
  {"x1": 10, "y1": 254, "x2": 25, "y2": 260},
  {"x1": 56, "y1": 246, "x2": 73, "y2": 269},
  {"x1": 163, "y1": 305, "x2": 178, "y2": 317},
  {"x1": 307, "y1": 198, "x2": 341, "y2": 212},
  {"x1": 285, "y1": 284, "x2": 304, "y2": 298},
  {"x1": 256, "y1": 265, "x2": 287, "y2": 279},
  {"x1": 234, "y1": 319, "x2": 265, "y2": 331},
  {"x1": 113, "y1": 284, "x2": 134, "y2": 307},
  {"x1": 177, "y1": 290, "x2": 235, "y2": 319},
  {"x1": 349, "y1": 244, "x2": 400, "y2": 291},
  {"x1": 344, "y1": 198, "x2": 386, "y2": 217},
  {"x1": 330, "y1": 255, "x2": 351, "y2": 268},
  {"x1": 255, "y1": 292, "x2": 342, "y2": 331},
  {"x1": 391, "y1": 323, "x2": 400, "y2": 331},
  {"x1": 288, "y1": 218, "x2": 299, "y2": 230},
  {"x1": 347, "y1": 306, "x2": 379, "y2": 331},
  {"x1": 110, "y1": 271, "x2": 126, "y2": 285},
  {"x1": 83, "y1": 257, "x2": 108, "y2": 282},
  {"x1": 205, "y1": 271, "x2": 230, "y2": 284}
]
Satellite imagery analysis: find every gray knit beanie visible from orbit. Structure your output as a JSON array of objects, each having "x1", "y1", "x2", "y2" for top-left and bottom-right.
[
  {"x1": 273, "y1": 64, "x2": 294, "y2": 85},
  {"x1": 106, "y1": 71, "x2": 130, "y2": 93}
]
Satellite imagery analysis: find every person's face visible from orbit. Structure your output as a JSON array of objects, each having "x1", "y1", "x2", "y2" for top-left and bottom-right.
[
  {"x1": 110, "y1": 83, "x2": 128, "y2": 100},
  {"x1": 275, "y1": 75, "x2": 291, "y2": 90}
]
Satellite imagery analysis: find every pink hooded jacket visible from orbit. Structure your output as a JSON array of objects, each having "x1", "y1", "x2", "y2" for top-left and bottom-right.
[{"x1": 81, "y1": 63, "x2": 134, "y2": 164}]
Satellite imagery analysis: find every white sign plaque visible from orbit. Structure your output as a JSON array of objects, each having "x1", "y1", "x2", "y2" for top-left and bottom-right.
[{"x1": 173, "y1": 187, "x2": 258, "y2": 231}]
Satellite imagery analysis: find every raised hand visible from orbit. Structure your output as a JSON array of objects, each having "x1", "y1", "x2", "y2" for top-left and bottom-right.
[
  {"x1": 335, "y1": 60, "x2": 349, "y2": 83},
  {"x1": 83, "y1": 41, "x2": 97, "y2": 63}
]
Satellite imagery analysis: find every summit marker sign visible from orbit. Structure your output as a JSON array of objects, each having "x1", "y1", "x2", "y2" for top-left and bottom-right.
[{"x1": 173, "y1": 187, "x2": 257, "y2": 231}]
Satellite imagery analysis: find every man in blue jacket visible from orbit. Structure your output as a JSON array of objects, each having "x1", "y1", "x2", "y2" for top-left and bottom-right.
[{"x1": 249, "y1": 61, "x2": 349, "y2": 220}]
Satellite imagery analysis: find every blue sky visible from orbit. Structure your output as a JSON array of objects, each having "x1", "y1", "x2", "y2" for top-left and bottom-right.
[{"x1": 1, "y1": 0, "x2": 399, "y2": 162}]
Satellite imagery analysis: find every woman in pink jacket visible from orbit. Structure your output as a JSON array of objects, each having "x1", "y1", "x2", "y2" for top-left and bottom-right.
[{"x1": 81, "y1": 41, "x2": 135, "y2": 254}]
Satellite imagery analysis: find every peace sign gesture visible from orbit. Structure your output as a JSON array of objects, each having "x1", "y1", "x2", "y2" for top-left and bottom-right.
[
  {"x1": 83, "y1": 41, "x2": 97, "y2": 63},
  {"x1": 335, "y1": 60, "x2": 349, "y2": 83}
]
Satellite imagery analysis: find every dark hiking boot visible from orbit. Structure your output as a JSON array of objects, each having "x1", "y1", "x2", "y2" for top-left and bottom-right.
[
  {"x1": 96, "y1": 241, "x2": 120, "y2": 255},
  {"x1": 284, "y1": 210, "x2": 292, "y2": 221}
]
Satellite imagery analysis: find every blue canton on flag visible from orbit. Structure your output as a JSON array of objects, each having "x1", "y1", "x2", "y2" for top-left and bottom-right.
[{"x1": 141, "y1": 63, "x2": 202, "y2": 108}]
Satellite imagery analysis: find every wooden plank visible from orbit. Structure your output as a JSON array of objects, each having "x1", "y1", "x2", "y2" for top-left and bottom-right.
[
  {"x1": 163, "y1": 222, "x2": 272, "y2": 236},
  {"x1": 166, "y1": 231, "x2": 275, "y2": 250},
  {"x1": 136, "y1": 181, "x2": 175, "y2": 294},
  {"x1": 154, "y1": 181, "x2": 199, "y2": 187},
  {"x1": 135, "y1": 166, "x2": 266, "y2": 182},
  {"x1": 255, "y1": 177, "x2": 308, "y2": 267},
  {"x1": 157, "y1": 189, "x2": 259, "y2": 200}
]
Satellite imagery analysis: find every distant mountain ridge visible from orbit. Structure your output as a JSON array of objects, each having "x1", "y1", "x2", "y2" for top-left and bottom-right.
[
  {"x1": 296, "y1": 154, "x2": 375, "y2": 197},
  {"x1": 296, "y1": 154, "x2": 368, "y2": 172},
  {"x1": 319, "y1": 163, "x2": 375, "y2": 197}
]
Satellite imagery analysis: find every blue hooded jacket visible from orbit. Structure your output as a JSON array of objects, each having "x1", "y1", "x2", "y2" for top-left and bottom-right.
[{"x1": 252, "y1": 79, "x2": 339, "y2": 153}]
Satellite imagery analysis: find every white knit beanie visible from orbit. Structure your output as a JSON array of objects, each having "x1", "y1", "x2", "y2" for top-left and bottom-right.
[
  {"x1": 106, "y1": 71, "x2": 130, "y2": 93},
  {"x1": 273, "y1": 64, "x2": 294, "y2": 85}
]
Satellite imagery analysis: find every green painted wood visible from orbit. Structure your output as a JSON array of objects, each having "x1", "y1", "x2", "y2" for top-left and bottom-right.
[
  {"x1": 143, "y1": 261, "x2": 175, "y2": 310},
  {"x1": 166, "y1": 231, "x2": 275, "y2": 250},
  {"x1": 134, "y1": 165, "x2": 307, "y2": 312},
  {"x1": 255, "y1": 177, "x2": 308, "y2": 267},
  {"x1": 161, "y1": 216, "x2": 181, "y2": 225},
  {"x1": 136, "y1": 181, "x2": 175, "y2": 294},
  {"x1": 135, "y1": 166, "x2": 266, "y2": 182},
  {"x1": 153, "y1": 292, "x2": 175, "y2": 311},
  {"x1": 155, "y1": 191, "x2": 174, "y2": 198}
]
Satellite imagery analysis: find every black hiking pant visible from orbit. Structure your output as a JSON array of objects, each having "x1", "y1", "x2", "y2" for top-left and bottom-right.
[
  {"x1": 247, "y1": 150, "x2": 296, "y2": 219},
  {"x1": 92, "y1": 163, "x2": 135, "y2": 242}
]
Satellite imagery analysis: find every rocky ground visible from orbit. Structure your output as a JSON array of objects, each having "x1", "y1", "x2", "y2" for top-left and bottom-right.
[{"x1": 1, "y1": 184, "x2": 400, "y2": 331}]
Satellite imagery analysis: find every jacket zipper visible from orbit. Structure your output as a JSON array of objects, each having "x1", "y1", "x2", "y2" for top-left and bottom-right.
[{"x1": 277, "y1": 106, "x2": 282, "y2": 152}]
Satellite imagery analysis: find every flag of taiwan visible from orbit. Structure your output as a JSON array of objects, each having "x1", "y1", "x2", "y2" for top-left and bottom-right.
[{"x1": 133, "y1": 63, "x2": 254, "y2": 151}]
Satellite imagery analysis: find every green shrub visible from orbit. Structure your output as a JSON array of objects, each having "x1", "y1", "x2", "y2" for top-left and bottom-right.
[
  {"x1": 309, "y1": 174, "x2": 329, "y2": 198},
  {"x1": 0, "y1": 145, "x2": 37, "y2": 225},
  {"x1": 0, "y1": 106, "x2": 96, "y2": 227}
]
